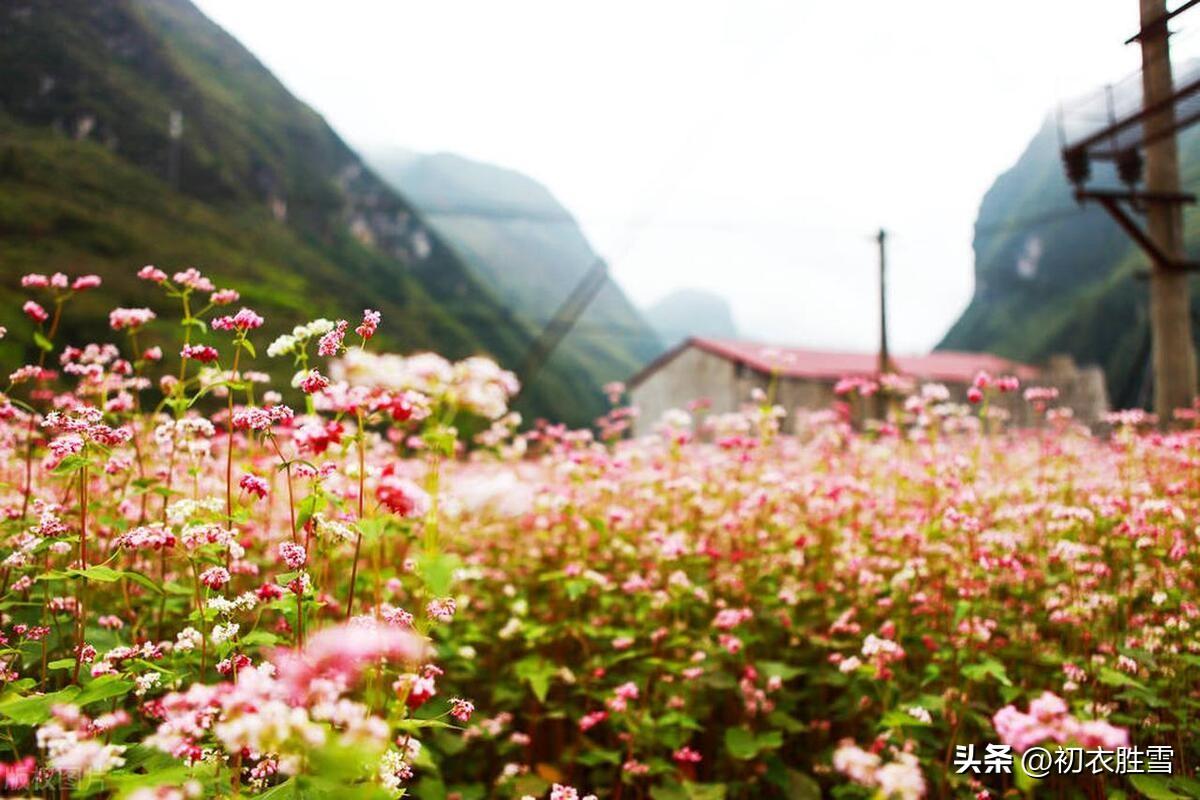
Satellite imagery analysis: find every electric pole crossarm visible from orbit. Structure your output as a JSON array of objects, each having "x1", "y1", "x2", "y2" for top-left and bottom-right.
[{"x1": 1126, "y1": 0, "x2": 1200, "y2": 43}]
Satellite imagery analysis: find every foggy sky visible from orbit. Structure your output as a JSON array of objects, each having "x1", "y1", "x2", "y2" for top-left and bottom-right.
[{"x1": 194, "y1": 0, "x2": 1156, "y2": 354}]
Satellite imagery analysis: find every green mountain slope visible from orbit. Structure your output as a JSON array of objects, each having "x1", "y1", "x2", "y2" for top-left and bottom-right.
[
  {"x1": 939, "y1": 115, "x2": 1200, "y2": 408},
  {"x1": 0, "y1": 0, "x2": 595, "y2": 423},
  {"x1": 367, "y1": 149, "x2": 662, "y2": 415}
]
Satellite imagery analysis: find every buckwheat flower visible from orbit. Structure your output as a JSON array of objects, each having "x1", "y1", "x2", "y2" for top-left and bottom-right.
[
  {"x1": 200, "y1": 566, "x2": 231, "y2": 590},
  {"x1": 356, "y1": 309, "x2": 380, "y2": 341},
  {"x1": 50, "y1": 272, "x2": 68, "y2": 288},
  {"x1": 71, "y1": 275, "x2": 101, "y2": 291},
  {"x1": 875, "y1": 752, "x2": 925, "y2": 800},
  {"x1": 239, "y1": 474, "x2": 268, "y2": 499},
  {"x1": 22, "y1": 300, "x2": 49, "y2": 323},
  {"x1": 143, "y1": 345, "x2": 163, "y2": 361},
  {"x1": 138, "y1": 265, "x2": 167, "y2": 283},
  {"x1": 906, "y1": 706, "x2": 932, "y2": 723},
  {"x1": 109, "y1": 307, "x2": 156, "y2": 331},
  {"x1": 181, "y1": 344, "x2": 219, "y2": 363},
  {"x1": 833, "y1": 740, "x2": 880, "y2": 786},
  {"x1": 134, "y1": 671, "x2": 161, "y2": 697},
  {"x1": 377, "y1": 472, "x2": 431, "y2": 518},
  {"x1": 212, "y1": 307, "x2": 264, "y2": 332},
  {"x1": 172, "y1": 268, "x2": 214, "y2": 292},
  {"x1": 426, "y1": 597, "x2": 456, "y2": 622},
  {"x1": 317, "y1": 320, "x2": 349, "y2": 356},
  {"x1": 211, "y1": 622, "x2": 239, "y2": 644},
  {"x1": 21, "y1": 273, "x2": 49, "y2": 288},
  {"x1": 395, "y1": 673, "x2": 437, "y2": 709},
  {"x1": 579, "y1": 710, "x2": 608, "y2": 732},
  {"x1": 210, "y1": 288, "x2": 239, "y2": 305},
  {"x1": 0, "y1": 326, "x2": 6, "y2": 339},
  {"x1": 449, "y1": 697, "x2": 475, "y2": 722},
  {"x1": 299, "y1": 369, "x2": 329, "y2": 394},
  {"x1": 279, "y1": 542, "x2": 307, "y2": 570},
  {"x1": 267, "y1": 334, "x2": 299, "y2": 357}
]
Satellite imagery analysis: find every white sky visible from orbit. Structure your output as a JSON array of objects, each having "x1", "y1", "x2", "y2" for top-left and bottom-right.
[{"x1": 193, "y1": 0, "x2": 1149, "y2": 354}]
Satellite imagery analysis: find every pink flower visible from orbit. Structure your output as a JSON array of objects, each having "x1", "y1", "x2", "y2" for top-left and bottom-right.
[
  {"x1": 23, "y1": 301, "x2": 49, "y2": 323},
  {"x1": 239, "y1": 474, "x2": 268, "y2": 499},
  {"x1": 50, "y1": 272, "x2": 68, "y2": 288},
  {"x1": 377, "y1": 470, "x2": 431, "y2": 518},
  {"x1": 212, "y1": 307, "x2": 263, "y2": 332},
  {"x1": 71, "y1": 275, "x2": 101, "y2": 291},
  {"x1": 356, "y1": 309, "x2": 381, "y2": 341},
  {"x1": 673, "y1": 746, "x2": 702, "y2": 764},
  {"x1": 21, "y1": 274, "x2": 49, "y2": 288},
  {"x1": 172, "y1": 268, "x2": 214, "y2": 292},
  {"x1": 108, "y1": 307, "x2": 157, "y2": 331},
  {"x1": 138, "y1": 265, "x2": 167, "y2": 283},
  {"x1": 210, "y1": 289, "x2": 239, "y2": 305},
  {"x1": 967, "y1": 387, "x2": 983, "y2": 404},
  {"x1": 449, "y1": 697, "x2": 475, "y2": 722},
  {"x1": 579, "y1": 710, "x2": 608, "y2": 731},
  {"x1": 299, "y1": 369, "x2": 329, "y2": 394},
  {"x1": 279, "y1": 542, "x2": 306, "y2": 570},
  {"x1": 143, "y1": 346, "x2": 163, "y2": 361},
  {"x1": 181, "y1": 344, "x2": 219, "y2": 363},
  {"x1": 274, "y1": 621, "x2": 427, "y2": 703},
  {"x1": 317, "y1": 320, "x2": 349, "y2": 356},
  {"x1": 199, "y1": 567, "x2": 230, "y2": 589},
  {"x1": 426, "y1": 597, "x2": 456, "y2": 622}
]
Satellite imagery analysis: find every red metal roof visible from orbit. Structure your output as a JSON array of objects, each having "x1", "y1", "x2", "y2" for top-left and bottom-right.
[{"x1": 631, "y1": 337, "x2": 1040, "y2": 386}]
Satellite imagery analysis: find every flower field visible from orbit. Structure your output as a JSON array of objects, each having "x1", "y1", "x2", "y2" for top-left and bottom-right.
[{"x1": 0, "y1": 268, "x2": 1197, "y2": 800}]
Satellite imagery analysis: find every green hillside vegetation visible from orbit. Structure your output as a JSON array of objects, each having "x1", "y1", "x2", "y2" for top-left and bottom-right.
[
  {"x1": 368, "y1": 149, "x2": 662, "y2": 417},
  {"x1": 939, "y1": 115, "x2": 1200, "y2": 409},
  {"x1": 0, "y1": 0, "x2": 601, "y2": 424}
]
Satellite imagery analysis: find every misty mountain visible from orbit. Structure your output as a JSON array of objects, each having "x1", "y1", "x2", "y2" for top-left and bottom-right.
[
  {"x1": 939, "y1": 110, "x2": 1200, "y2": 409},
  {"x1": 645, "y1": 289, "x2": 738, "y2": 347},
  {"x1": 367, "y1": 149, "x2": 662, "y2": 413},
  {"x1": 0, "y1": 0, "x2": 608, "y2": 424}
]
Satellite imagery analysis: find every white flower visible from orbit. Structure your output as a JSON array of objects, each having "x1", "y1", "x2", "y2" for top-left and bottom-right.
[{"x1": 211, "y1": 622, "x2": 240, "y2": 644}]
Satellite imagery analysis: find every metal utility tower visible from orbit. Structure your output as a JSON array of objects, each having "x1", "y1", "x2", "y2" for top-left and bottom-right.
[
  {"x1": 514, "y1": 259, "x2": 611, "y2": 392},
  {"x1": 1060, "y1": 0, "x2": 1200, "y2": 418}
]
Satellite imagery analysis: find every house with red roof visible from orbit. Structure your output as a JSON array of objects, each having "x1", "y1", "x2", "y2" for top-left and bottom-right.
[{"x1": 627, "y1": 337, "x2": 1108, "y2": 434}]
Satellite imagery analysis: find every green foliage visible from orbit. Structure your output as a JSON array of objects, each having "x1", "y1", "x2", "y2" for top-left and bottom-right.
[{"x1": 940, "y1": 116, "x2": 1200, "y2": 408}]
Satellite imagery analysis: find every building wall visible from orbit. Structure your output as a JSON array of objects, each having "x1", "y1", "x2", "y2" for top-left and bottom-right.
[
  {"x1": 631, "y1": 346, "x2": 1111, "y2": 435},
  {"x1": 630, "y1": 346, "x2": 738, "y2": 436}
]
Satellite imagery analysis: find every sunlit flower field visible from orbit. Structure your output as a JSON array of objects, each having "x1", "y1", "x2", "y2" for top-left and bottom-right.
[{"x1": 0, "y1": 268, "x2": 1196, "y2": 799}]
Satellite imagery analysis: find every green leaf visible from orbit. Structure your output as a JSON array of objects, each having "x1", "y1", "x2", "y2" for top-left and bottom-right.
[
  {"x1": 724, "y1": 727, "x2": 758, "y2": 760},
  {"x1": 122, "y1": 569, "x2": 165, "y2": 595},
  {"x1": 513, "y1": 657, "x2": 555, "y2": 703},
  {"x1": 240, "y1": 338, "x2": 257, "y2": 358},
  {"x1": 757, "y1": 661, "x2": 803, "y2": 681},
  {"x1": 33, "y1": 331, "x2": 53, "y2": 352},
  {"x1": 67, "y1": 565, "x2": 123, "y2": 582},
  {"x1": 1099, "y1": 667, "x2": 1146, "y2": 689},
  {"x1": 51, "y1": 454, "x2": 87, "y2": 476},
  {"x1": 0, "y1": 686, "x2": 81, "y2": 725},
  {"x1": 1129, "y1": 775, "x2": 1188, "y2": 800},
  {"x1": 76, "y1": 676, "x2": 134, "y2": 706},
  {"x1": 418, "y1": 552, "x2": 460, "y2": 597},
  {"x1": 781, "y1": 770, "x2": 820, "y2": 800},
  {"x1": 961, "y1": 658, "x2": 1012, "y2": 687},
  {"x1": 296, "y1": 493, "x2": 325, "y2": 531}
]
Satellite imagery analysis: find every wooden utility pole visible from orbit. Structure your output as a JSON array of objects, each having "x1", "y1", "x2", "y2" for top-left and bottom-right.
[
  {"x1": 876, "y1": 228, "x2": 890, "y2": 374},
  {"x1": 1140, "y1": 0, "x2": 1197, "y2": 416}
]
